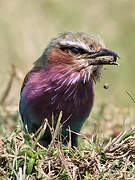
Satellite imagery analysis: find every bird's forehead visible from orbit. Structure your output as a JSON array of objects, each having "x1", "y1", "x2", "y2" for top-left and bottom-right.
[{"x1": 55, "y1": 32, "x2": 105, "y2": 51}]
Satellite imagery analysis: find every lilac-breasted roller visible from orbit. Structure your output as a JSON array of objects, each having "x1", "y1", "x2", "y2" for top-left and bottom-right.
[{"x1": 19, "y1": 32, "x2": 119, "y2": 147}]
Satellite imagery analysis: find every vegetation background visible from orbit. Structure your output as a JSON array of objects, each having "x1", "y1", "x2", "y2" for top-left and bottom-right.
[
  {"x1": 1, "y1": 1, "x2": 135, "y2": 179},
  {"x1": 0, "y1": 0, "x2": 135, "y2": 140}
]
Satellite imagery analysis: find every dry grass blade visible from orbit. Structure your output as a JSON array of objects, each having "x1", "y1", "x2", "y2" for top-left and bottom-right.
[
  {"x1": 104, "y1": 128, "x2": 135, "y2": 159},
  {"x1": 126, "y1": 91, "x2": 135, "y2": 104},
  {"x1": 104, "y1": 130, "x2": 128, "y2": 152},
  {"x1": 0, "y1": 64, "x2": 16, "y2": 105},
  {"x1": 59, "y1": 147, "x2": 75, "y2": 180},
  {"x1": 32, "y1": 119, "x2": 48, "y2": 141},
  {"x1": 47, "y1": 111, "x2": 62, "y2": 154}
]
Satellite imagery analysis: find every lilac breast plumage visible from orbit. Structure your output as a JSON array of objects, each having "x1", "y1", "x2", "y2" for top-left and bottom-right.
[{"x1": 19, "y1": 65, "x2": 94, "y2": 133}]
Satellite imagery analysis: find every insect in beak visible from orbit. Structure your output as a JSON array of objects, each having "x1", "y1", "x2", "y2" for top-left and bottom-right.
[{"x1": 87, "y1": 48, "x2": 120, "y2": 66}]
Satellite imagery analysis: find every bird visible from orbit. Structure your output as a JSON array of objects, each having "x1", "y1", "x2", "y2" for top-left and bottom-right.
[{"x1": 19, "y1": 32, "x2": 119, "y2": 147}]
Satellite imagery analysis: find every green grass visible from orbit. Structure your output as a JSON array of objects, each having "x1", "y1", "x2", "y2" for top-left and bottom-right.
[
  {"x1": 1, "y1": 120, "x2": 135, "y2": 179},
  {"x1": 0, "y1": 106, "x2": 135, "y2": 179}
]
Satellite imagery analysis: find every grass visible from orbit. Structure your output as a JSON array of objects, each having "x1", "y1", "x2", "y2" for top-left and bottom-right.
[
  {"x1": 0, "y1": 105, "x2": 135, "y2": 179},
  {"x1": 1, "y1": 120, "x2": 135, "y2": 179}
]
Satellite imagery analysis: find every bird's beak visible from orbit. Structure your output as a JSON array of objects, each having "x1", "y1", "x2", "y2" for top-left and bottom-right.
[{"x1": 87, "y1": 48, "x2": 120, "y2": 66}]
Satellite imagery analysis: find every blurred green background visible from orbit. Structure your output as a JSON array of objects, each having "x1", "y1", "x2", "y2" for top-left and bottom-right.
[{"x1": 0, "y1": 0, "x2": 135, "y2": 108}]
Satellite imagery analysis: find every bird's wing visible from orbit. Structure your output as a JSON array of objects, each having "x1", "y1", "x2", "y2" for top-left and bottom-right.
[
  {"x1": 21, "y1": 55, "x2": 48, "y2": 92},
  {"x1": 21, "y1": 71, "x2": 32, "y2": 92}
]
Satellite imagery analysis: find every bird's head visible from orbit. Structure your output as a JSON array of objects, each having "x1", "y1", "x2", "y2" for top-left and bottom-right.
[{"x1": 36, "y1": 32, "x2": 120, "y2": 82}]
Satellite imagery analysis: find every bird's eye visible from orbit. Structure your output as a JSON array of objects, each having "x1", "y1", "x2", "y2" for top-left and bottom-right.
[
  {"x1": 60, "y1": 46, "x2": 86, "y2": 55},
  {"x1": 69, "y1": 47, "x2": 80, "y2": 54}
]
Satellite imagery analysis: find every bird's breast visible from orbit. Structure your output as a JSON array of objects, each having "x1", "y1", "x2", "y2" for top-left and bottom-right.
[{"x1": 20, "y1": 65, "x2": 94, "y2": 126}]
